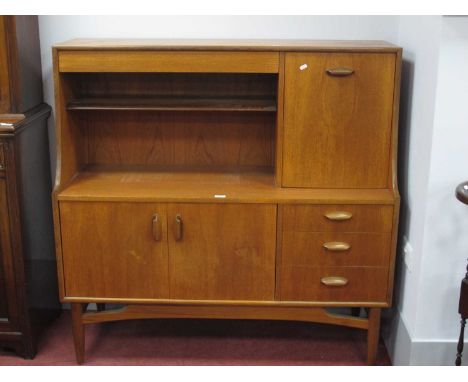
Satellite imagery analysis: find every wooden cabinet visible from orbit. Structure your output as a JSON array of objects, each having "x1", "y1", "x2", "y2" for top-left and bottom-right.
[
  {"x1": 0, "y1": 16, "x2": 59, "y2": 359},
  {"x1": 52, "y1": 39, "x2": 401, "y2": 365}
]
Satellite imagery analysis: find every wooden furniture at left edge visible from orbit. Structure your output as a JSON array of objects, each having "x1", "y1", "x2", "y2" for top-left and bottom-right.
[
  {"x1": 52, "y1": 39, "x2": 402, "y2": 365},
  {"x1": 0, "y1": 16, "x2": 60, "y2": 359}
]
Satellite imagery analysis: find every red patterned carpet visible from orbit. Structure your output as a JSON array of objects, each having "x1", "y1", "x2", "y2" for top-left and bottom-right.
[{"x1": 0, "y1": 311, "x2": 391, "y2": 365}]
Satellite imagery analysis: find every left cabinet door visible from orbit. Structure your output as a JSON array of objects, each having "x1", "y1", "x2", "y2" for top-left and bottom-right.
[{"x1": 60, "y1": 202, "x2": 169, "y2": 299}]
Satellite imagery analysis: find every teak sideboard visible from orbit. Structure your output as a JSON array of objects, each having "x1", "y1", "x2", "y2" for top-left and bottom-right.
[{"x1": 52, "y1": 39, "x2": 402, "y2": 365}]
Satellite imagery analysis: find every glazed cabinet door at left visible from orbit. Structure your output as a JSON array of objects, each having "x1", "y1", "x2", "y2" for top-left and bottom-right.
[{"x1": 59, "y1": 201, "x2": 169, "y2": 299}]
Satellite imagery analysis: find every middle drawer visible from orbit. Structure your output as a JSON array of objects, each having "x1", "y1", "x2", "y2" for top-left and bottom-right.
[{"x1": 282, "y1": 231, "x2": 391, "y2": 267}]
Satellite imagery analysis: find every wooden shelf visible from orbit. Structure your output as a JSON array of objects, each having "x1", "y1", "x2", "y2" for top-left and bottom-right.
[
  {"x1": 57, "y1": 165, "x2": 396, "y2": 204},
  {"x1": 67, "y1": 96, "x2": 277, "y2": 112}
]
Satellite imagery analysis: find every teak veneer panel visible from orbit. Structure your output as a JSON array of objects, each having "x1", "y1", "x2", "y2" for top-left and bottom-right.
[
  {"x1": 282, "y1": 52, "x2": 396, "y2": 188},
  {"x1": 60, "y1": 202, "x2": 169, "y2": 299},
  {"x1": 82, "y1": 111, "x2": 275, "y2": 168},
  {"x1": 56, "y1": 166, "x2": 396, "y2": 204},
  {"x1": 167, "y1": 203, "x2": 276, "y2": 301},
  {"x1": 58, "y1": 51, "x2": 280, "y2": 73},
  {"x1": 54, "y1": 39, "x2": 400, "y2": 52}
]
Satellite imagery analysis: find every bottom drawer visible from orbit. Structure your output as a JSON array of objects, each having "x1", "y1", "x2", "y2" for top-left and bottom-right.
[{"x1": 280, "y1": 266, "x2": 388, "y2": 303}]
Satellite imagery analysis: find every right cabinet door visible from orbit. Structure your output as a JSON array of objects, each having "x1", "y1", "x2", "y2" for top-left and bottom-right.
[
  {"x1": 282, "y1": 53, "x2": 396, "y2": 188},
  {"x1": 167, "y1": 203, "x2": 277, "y2": 301}
]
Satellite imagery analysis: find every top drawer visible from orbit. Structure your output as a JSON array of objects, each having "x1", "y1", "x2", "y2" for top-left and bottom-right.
[
  {"x1": 283, "y1": 204, "x2": 393, "y2": 232},
  {"x1": 58, "y1": 51, "x2": 280, "y2": 73}
]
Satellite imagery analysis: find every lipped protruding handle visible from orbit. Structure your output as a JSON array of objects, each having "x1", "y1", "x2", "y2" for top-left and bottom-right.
[
  {"x1": 324, "y1": 211, "x2": 353, "y2": 221},
  {"x1": 321, "y1": 276, "x2": 348, "y2": 286},
  {"x1": 326, "y1": 67, "x2": 354, "y2": 77},
  {"x1": 152, "y1": 213, "x2": 161, "y2": 241},
  {"x1": 323, "y1": 242, "x2": 351, "y2": 251},
  {"x1": 174, "y1": 214, "x2": 183, "y2": 241}
]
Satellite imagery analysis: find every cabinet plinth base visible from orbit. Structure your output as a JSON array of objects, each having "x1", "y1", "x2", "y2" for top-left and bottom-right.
[{"x1": 70, "y1": 302, "x2": 382, "y2": 365}]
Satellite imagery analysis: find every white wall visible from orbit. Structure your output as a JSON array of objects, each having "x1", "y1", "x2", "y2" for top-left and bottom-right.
[
  {"x1": 384, "y1": 16, "x2": 468, "y2": 365},
  {"x1": 413, "y1": 16, "x2": 468, "y2": 359},
  {"x1": 388, "y1": 15, "x2": 443, "y2": 334}
]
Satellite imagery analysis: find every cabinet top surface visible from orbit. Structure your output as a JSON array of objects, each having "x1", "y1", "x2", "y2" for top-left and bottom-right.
[{"x1": 54, "y1": 38, "x2": 401, "y2": 52}]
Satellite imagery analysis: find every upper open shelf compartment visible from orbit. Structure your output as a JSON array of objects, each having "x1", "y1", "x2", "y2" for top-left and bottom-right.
[{"x1": 63, "y1": 72, "x2": 278, "y2": 113}]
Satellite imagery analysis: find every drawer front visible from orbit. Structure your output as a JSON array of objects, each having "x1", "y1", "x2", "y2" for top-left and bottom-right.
[
  {"x1": 283, "y1": 204, "x2": 393, "y2": 232},
  {"x1": 58, "y1": 51, "x2": 280, "y2": 73},
  {"x1": 280, "y1": 266, "x2": 388, "y2": 302},
  {"x1": 282, "y1": 232, "x2": 391, "y2": 267}
]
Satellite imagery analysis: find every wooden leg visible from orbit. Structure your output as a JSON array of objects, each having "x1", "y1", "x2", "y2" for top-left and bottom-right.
[
  {"x1": 456, "y1": 317, "x2": 466, "y2": 366},
  {"x1": 367, "y1": 308, "x2": 381, "y2": 366},
  {"x1": 71, "y1": 303, "x2": 85, "y2": 365},
  {"x1": 96, "y1": 303, "x2": 105, "y2": 312}
]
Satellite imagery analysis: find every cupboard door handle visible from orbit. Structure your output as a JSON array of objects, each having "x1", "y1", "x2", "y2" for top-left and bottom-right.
[
  {"x1": 152, "y1": 213, "x2": 161, "y2": 241},
  {"x1": 174, "y1": 214, "x2": 183, "y2": 241},
  {"x1": 321, "y1": 276, "x2": 348, "y2": 287},
  {"x1": 326, "y1": 67, "x2": 354, "y2": 77},
  {"x1": 323, "y1": 242, "x2": 351, "y2": 251},
  {"x1": 324, "y1": 211, "x2": 353, "y2": 221}
]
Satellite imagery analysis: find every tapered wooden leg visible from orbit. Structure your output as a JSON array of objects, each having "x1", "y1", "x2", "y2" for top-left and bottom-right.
[
  {"x1": 71, "y1": 303, "x2": 85, "y2": 365},
  {"x1": 367, "y1": 308, "x2": 381, "y2": 366}
]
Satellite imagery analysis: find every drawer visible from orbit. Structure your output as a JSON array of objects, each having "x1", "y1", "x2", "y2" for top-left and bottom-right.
[
  {"x1": 282, "y1": 232, "x2": 391, "y2": 267},
  {"x1": 283, "y1": 204, "x2": 393, "y2": 232},
  {"x1": 280, "y1": 266, "x2": 388, "y2": 302},
  {"x1": 58, "y1": 51, "x2": 280, "y2": 73}
]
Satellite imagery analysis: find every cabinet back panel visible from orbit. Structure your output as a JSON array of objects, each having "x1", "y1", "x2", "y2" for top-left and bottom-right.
[
  {"x1": 81, "y1": 110, "x2": 275, "y2": 168},
  {"x1": 67, "y1": 73, "x2": 277, "y2": 99}
]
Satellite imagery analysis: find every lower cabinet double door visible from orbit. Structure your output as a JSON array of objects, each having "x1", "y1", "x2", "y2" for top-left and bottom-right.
[{"x1": 59, "y1": 202, "x2": 277, "y2": 301}]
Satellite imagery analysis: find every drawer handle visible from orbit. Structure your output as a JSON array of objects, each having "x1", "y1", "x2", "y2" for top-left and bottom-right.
[
  {"x1": 324, "y1": 211, "x2": 353, "y2": 221},
  {"x1": 326, "y1": 67, "x2": 354, "y2": 77},
  {"x1": 152, "y1": 213, "x2": 161, "y2": 241},
  {"x1": 323, "y1": 241, "x2": 351, "y2": 251},
  {"x1": 174, "y1": 214, "x2": 183, "y2": 241},
  {"x1": 321, "y1": 276, "x2": 348, "y2": 287}
]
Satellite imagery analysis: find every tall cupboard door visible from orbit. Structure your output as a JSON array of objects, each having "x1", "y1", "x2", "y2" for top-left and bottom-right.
[
  {"x1": 282, "y1": 53, "x2": 396, "y2": 188},
  {"x1": 167, "y1": 203, "x2": 277, "y2": 301},
  {"x1": 60, "y1": 202, "x2": 169, "y2": 299},
  {"x1": 0, "y1": 177, "x2": 18, "y2": 332}
]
